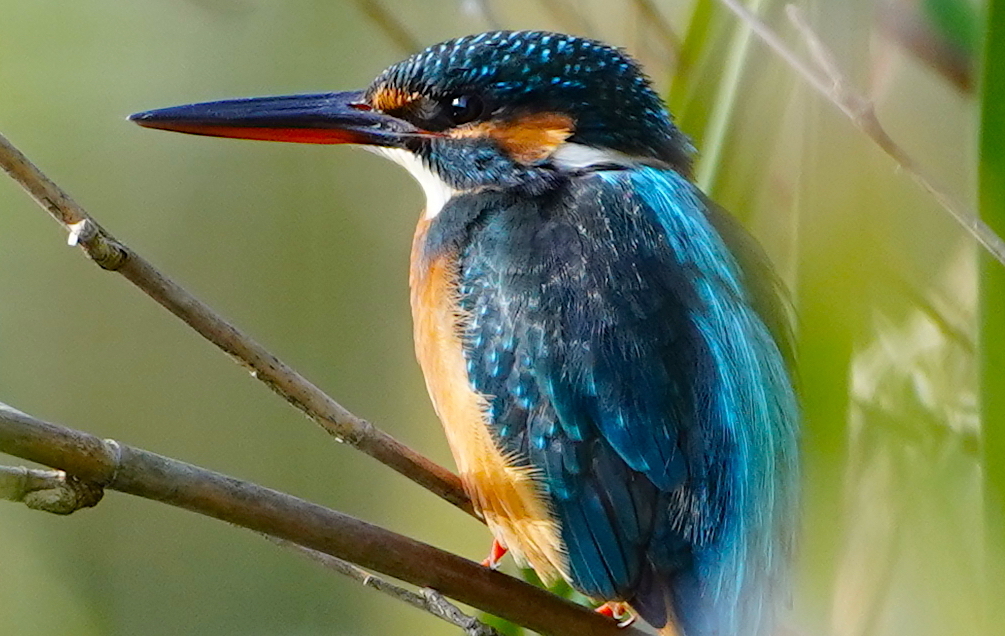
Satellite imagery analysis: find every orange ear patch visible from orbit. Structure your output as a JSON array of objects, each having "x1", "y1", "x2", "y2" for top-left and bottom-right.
[
  {"x1": 369, "y1": 85, "x2": 423, "y2": 112},
  {"x1": 451, "y1": 112, "x2": 574, "y2": 164}
]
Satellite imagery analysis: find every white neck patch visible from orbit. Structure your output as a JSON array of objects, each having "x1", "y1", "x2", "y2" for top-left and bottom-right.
[
  {"x1": 370, "y1": 147, "x2": 459, "y2": 219},
  {"x1": 369, "y1": 143, "x2": 641, "y2": 219},
  {"x1": 550, "y1": 142, "x2": 640, "y2": 171}
]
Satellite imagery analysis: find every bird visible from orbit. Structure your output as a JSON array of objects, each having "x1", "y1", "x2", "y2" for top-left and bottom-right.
[{"x1": 130, "y1": 30, "x2": 799, "y2": 636}]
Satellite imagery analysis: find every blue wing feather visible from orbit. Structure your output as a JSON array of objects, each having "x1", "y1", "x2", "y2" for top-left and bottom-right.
[{"x1": 449, "y1": 166, "x2": 798, "y2": 636}]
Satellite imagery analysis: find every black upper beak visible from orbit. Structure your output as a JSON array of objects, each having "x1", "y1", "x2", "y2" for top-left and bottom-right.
[{"x1": 129, "y1": 90, "x2": 427, "y2": 146}]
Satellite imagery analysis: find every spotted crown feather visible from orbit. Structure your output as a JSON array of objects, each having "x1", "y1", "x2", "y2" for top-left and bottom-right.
[{"x1": 367, "y1": 30, "x2": 694, "y2": 173}]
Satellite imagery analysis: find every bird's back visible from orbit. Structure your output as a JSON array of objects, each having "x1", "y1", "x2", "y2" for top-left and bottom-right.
[{"x1": 412, "y1": 165, "x2": 799, "y2": 636}]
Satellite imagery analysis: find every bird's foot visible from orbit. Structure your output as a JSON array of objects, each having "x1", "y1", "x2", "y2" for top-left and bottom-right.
[
  {"x1": 480, "y1": 538, "x2": 508, "y2": 569},
  {"x1": 595, "y1": 602, "x2": 636, "y2": 627}
]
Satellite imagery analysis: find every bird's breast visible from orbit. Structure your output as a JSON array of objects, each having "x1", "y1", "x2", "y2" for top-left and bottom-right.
[{"x1": 409, "y1": 214, "x2": 566, "y2": 582}]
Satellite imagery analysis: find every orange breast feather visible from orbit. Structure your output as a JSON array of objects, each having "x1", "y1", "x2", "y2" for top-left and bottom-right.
[{"x1": 409, "y1": 217, "x2": 566, "y2": 583}]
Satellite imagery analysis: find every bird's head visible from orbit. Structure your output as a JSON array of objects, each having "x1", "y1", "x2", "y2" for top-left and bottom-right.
[{"x1": 131, "y1": 31, "x2": 692, "y2": 213}]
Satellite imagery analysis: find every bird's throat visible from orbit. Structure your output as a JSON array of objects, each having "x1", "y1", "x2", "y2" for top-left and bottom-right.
[{"x1": 372, "y1": 147, "x2": 460, "y2": 219}]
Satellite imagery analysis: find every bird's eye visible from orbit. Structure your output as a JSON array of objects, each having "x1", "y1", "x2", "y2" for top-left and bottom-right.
[{"x1": 448, "y1": 95, "x2": 484, "y2": 125}]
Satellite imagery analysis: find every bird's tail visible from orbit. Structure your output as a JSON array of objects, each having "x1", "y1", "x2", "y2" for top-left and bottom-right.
[
  {"x1": 630, "y1": 567, "x2": 689, "y2": 636},
  {"x1": 632, "y1": 560, "x2": 786, "y2": 636},
  {"x1": 637, "y1": 585, "x2": 681, "y2": 636}
]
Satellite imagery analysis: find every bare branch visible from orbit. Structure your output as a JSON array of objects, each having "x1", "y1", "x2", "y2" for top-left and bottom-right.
[
  {"x1": 354, "y1": 0, "x2": 423, "y2": 54},
  {"x1": 0, "y1": 130, "x2": 473, "y2": 517},
  {"x1": 713, "y1": 0, "x2": 1005, "y2": 268},
  {"x1": 0, "y1": 401, "x2": 637, "y2": 636},
  {"x1": 269, "y1": 535, "x2": 504, "y2": 636}
]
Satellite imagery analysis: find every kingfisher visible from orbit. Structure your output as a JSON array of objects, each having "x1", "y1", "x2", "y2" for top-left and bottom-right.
[{"x1": 130, "y1": 30, "x2": 799, "y2": 636}]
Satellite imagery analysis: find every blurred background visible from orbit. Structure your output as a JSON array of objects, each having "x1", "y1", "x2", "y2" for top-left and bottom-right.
[{"x1": 0, "y1": 1, "x2": 999, "y2": 635}]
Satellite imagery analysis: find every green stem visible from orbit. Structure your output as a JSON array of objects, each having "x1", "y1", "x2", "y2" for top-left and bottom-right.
[{"x1": 979, "y1": 2, "x2": 1005, "y2": 632}]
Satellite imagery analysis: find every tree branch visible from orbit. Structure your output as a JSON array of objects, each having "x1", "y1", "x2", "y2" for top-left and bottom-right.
[
  {"x1": 0, "y1": 130, "x2": 473, "y2": 518},
  {"x1": 0, "y1": 402, "x2": 636, "y2": 636},
  {"x1": 714, "y1": 0, "x2": 1005, "y2": 268}
]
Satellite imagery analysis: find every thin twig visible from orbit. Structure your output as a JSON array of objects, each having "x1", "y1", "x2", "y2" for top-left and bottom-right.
[
  {"x1": 0, "y1": 401, "x2": 637, "y2": 636},
  {"x1": 354, "y1": 0, "x2": 423, "y2": 55},
  {"x1": 714, "y1": 0, "x2": 1005, "y2": 267},
  {"x1": 629, "y1": 0, "x2": 681, "y2": 64},
  {"x1": 0, "y1": 130, "x2": 473, "y2": 517},
  {"x1": 269, "y1": 535, "x2": 504, "y2": 636}
]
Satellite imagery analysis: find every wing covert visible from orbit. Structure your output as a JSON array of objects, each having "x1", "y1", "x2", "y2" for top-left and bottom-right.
[{"x1": 452, "y1": 166, "x2": 798, "y2": 634}]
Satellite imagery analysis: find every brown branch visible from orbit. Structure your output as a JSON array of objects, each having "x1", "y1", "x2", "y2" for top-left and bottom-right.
[
  {"x1": 0, "y1": 130, "x2": 473, "y2": 518},
  {"x1": 0, "y1": 402, "x2": 637, "y2": 636},
  {"x1": 714, "y1": 0, "x2": 1005, "y2": 268},
  {"x1": 0, "y1": 463, "x2": 497, "y2": 635}
]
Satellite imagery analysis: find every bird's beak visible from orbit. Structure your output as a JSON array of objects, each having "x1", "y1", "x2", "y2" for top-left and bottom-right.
[{"x1": 129, "y1": 90, "x2": 427, "y2": 147}]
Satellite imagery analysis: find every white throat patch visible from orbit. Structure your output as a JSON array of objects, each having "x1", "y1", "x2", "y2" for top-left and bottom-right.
[{"x1": 371, "y1": 147, "x2": 459, "y2": 219}]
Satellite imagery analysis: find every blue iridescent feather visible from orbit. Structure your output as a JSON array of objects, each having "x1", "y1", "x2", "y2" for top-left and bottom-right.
[{"x1": 438, "y1": 166, "x2": 798, "y2": 636}]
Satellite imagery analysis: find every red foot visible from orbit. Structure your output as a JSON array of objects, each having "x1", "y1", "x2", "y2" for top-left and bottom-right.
[
  {"x1": 480, "y1": 538, "x2": 508, "y2": 569},
  {"x1": 595, "y1": 602, "x2": 636, "y2": 627}
]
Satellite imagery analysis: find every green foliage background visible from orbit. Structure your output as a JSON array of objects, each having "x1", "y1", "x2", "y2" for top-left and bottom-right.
[{"x1": 0, "y1": 1, "x2": 997, "y2": 635}]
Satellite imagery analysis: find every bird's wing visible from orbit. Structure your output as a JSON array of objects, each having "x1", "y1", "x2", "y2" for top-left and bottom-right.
[
  {"x1": 701, "y1": 196, "x2": 797, "y2": 374},
  {"x1": 455, "y1": 167, "x2": 798, "y2": 632}
]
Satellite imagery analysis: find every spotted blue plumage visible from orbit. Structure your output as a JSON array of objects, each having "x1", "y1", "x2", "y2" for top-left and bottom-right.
[{"x1": 428, "y1": 165, "x2": 798, "y2": 636}]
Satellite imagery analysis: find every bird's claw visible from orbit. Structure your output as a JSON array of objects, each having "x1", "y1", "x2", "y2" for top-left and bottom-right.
[
  {"x1": 595, "y1": 602, "x2": 636, "y2": 627},
  {"x1": 480, "y1": 538, "x2": 508, "y2": 569}
]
